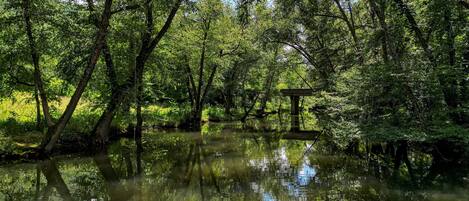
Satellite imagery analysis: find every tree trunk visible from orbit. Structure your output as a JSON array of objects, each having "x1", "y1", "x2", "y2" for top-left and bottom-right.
[
  {"x1": 93, "y1": 41, "x2": 121, "y2": 145},
  {"x1": 41, "y1": 0, "x2": 114, "y2": 153},
  {"x1": 135, "y1": 64, "x2": 144, "y2": 141},
  {"x1": 189, "y1": 107, "x2": 203, "y2": 130},
  {"x1": 92, "y1": 0, "x2": 182, "y2": 145},
  {"x1": 241, "y1": 93, "x2": 259, "y2": 123},
  {"x1": 393, "y1": 0, "x2": 435, "y2": 64},
  {"x1": 461, "y1": 36, "x2": 469, "y2": 122},
  {"x1": 21, "y1": 0, "x2": 53, "y2": 127},
  {"x1": 184, "y1": 20, "x2": 211, "y2": 131},
  {"x1": 94, "y1": 89, "x2": 124, "y2": 144},
  {"x1": 443, "y1": 7, "x2": 462, "y2": 123},
  {"x1": 369, "y1": 0, "x2": 389, "y2": 63},
  {"x1": 34, "y1": 88, "x2": 42, "y2": 130},
  {"x1": 223, "y1": 63, "x2": 238, "y2": 118},
  {"x1": 333, "y1": 0, "x2": 358, "y2": 46}
]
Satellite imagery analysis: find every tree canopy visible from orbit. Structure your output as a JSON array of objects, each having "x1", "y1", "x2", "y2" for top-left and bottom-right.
[{"x1": 0, "y1": 0, "x2": 468, "y2": 152}]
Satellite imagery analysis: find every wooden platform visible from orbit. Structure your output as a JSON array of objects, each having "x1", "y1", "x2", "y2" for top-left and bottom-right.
[{"x1": 280, "y1": 89, "x2": 314, "y2": 96}]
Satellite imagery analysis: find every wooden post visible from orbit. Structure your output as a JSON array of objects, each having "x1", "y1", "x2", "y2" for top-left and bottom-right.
[
  {"x1": 290, "y1": 96, "x2": 300, "y2": 132},
  {"x1": 280, "y1": 89, "x2": 314, "y2": 132}
]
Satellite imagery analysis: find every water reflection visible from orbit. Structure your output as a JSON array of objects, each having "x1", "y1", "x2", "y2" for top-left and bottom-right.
[
  {"x1": 93, "y1": 151, "x2": 135, "y2": 201},
  {"x1": 0, "y1": 131, "x2": 468, "y2": 201},
  {"x1": 39, "y1": 159, "x2": 72, "y2": 201},
  {"x1": 249, "y1": 145, "x2": 318, "y2": 201}
]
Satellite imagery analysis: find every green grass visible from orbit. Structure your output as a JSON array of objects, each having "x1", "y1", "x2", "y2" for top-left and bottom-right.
[
  {"x1": 142, "y1": 105, "x2": 184, "y2": 128},
  {"x1": 0, "y1": 92, "x2": 42, "y2": 150},
  {"x1": 0, "y1": 92, "x2": 101, "y2": 152},
  {"x1": 0, "y1": 92, "x2": 102, "y2": 135},
  {"x1": 0, "y1": 93, "x2": 194, "y2": 137},
  {"x1": 0, "y1": 92, "x2": 37, "y2": 124},
  {"x1": 203, "y1": 106, "x2": 225, "y2": 122}
]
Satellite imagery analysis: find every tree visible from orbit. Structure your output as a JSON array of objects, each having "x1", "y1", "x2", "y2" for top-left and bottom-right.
[
  {"x1": 93, "y1": 0, "x2": 182, "y2": 144},
  {"x1": 176, "y1": 0, "x2": 240, "y2": 130},
  {"x1": 20, "y1": 0, "x2": 115, "y2": 153}
]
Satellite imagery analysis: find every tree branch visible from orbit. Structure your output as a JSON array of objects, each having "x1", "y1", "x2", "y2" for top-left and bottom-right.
[
  {"x1": 200, "y1": 64, "x2": 217, "y2": 106},
  {"x1": 146, "y1": 0, "x2": 183, "y2": 55},
  {"x1": 393, "y1": 0, "x2": 434, "y2": 64},
  {"x1": 270, "y1": 40, "x2": 318, "y2": 68},
  {"x1": 9, "y1": 73, "x2": 35, "y2": 87}
]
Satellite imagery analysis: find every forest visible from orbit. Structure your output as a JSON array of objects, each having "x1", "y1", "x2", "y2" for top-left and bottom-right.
[{"x1": 0, "y1": 0, "x2": 468, "y2": 200}]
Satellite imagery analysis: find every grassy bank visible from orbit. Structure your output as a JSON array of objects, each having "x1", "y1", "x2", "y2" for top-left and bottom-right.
[{"x1": 0, "y1": 93, "x2": 227, "y2": 155}]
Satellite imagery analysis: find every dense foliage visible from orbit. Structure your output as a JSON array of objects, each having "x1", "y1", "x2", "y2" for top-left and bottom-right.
[{"x1": 0, "y1": 0, "x2": 468, "y2": 152}]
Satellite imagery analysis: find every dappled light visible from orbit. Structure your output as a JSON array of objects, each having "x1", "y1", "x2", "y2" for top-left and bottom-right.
[{"x1": 1, "y1": 0, "x2": 468, "y2": 200}]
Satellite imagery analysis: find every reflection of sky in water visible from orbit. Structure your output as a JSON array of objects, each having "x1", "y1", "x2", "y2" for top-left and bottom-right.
[
  {"x1": 297, "y1": 159, "x2": 316, "y2": 186},
  {"x1": 263, "y1": 192, "x2": 276, "y2": 201},
  {"x1": 251, "y1": 145, "x2": 317, "y2": 201},
  {"x1": 282, "y1": 159, "x2": 316, "y2": 200}
]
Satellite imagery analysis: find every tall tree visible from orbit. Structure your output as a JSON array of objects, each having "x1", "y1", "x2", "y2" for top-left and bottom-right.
[
  {"x1": 178, "y1": 0, "x2": 240, "y2": 129},
  {"x1": 93, "y1": 0, "x2": 182, "y2": 144},
  {"x1": 21, "y1": 0, "x2": 54, "y2": 127},
  {"x1": 36, "y1": 0, "x2": 114, "y2": 153}
]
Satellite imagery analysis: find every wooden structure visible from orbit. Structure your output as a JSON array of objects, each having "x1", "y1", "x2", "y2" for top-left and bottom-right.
[{"x1": 280, "y1": 89, "x2": 314, "y2": 132}]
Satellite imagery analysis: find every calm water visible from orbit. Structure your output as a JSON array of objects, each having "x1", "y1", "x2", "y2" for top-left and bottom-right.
[{"x1": 0, "y1": 129, "x2": 468, "y2": 201}]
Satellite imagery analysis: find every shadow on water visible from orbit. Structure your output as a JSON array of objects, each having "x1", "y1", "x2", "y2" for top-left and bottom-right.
[
  {"x1": 23, "y1": 138, "x2": 144, "y2": 201},
  {"x1": 1, "y1": 127, "x2": 469, "y2": 201}
]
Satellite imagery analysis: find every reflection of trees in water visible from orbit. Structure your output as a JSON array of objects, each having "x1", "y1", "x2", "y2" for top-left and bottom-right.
[
  {"x1": 170, "y1": 134, "x2": 317, "y2": 201},
  {"x1": 252, "y1": 138, "x2": 469, "y2": 200},
  {"x1": 92, "y1": 138, "x2": 143, "y2": 201},
  {"x1": 180, "y1": 133, "x2": 222, "y2": 201},
  {"x1": 8, "y1": 134, "x2": 468, "y2": 201},
  {"x1": 166, "y1": 133, "x2": 280, "y2": 200},
  {"x1": 365, "y1": 140, "x2": 469, "y2": 188},
  {"x1": 165, "y1": 135, "x2": 469, "y2": 200},
  {"x1": 93, "y1": 151, "x2": 135, "y2": 201},
  {"x1": 38, "y1": 159, "x2": 72, "y2": 201},
  {"x1": 307, "y1": 139, "x2": 469, "y2": 201},
  {"x1": 36, "y1": 138, "x2": 143, "y2": 201}
]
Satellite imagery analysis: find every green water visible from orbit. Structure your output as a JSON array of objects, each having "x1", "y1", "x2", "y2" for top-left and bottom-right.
[{"x1": 0, "y1": 130, "x2": 468, "y2": 201}]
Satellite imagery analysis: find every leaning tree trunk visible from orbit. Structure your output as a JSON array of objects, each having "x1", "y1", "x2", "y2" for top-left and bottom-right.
[
  {"x1": 93, "y1": 38, "x2": 135, "y2": 144},
  {"x1": 41, "y1": 0, "x2": 114, "y2": 153},
  {"x1": 93, "y1": 85, "x2": 125, "y2": 145}
]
